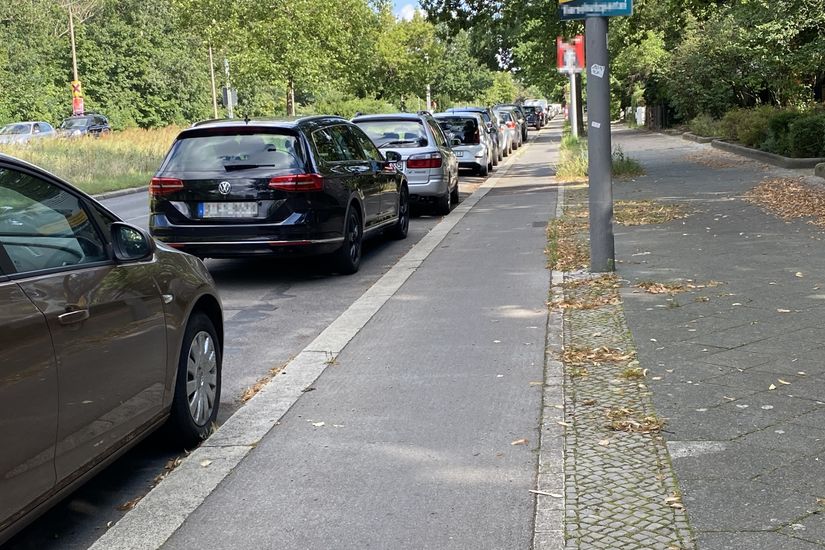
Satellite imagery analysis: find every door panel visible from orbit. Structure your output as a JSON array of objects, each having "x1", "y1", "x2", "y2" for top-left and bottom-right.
[
  {"x1": 18, "y1": 263, "x2": 167, "y2": 481},
  {"x1": 0, "y1": 281, "x2": 58, "y2": 529}
]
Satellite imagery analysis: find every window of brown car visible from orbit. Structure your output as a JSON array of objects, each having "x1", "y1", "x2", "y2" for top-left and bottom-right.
[{"x1": 0, "y1": 169, "x2": 108, "y2": 274}]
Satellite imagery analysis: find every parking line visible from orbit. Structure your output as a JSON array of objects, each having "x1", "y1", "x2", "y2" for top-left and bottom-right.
[{"x1": 86, "y1": 133, "x2": 539, "y2": 550}]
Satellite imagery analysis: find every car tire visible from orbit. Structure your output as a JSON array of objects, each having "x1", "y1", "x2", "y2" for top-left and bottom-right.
[
  {"x1": 168, "y1": 312, "x2": 221, "y2": 448},
  {"x1": 450, "y1": 180, "x2": 460, "y2": 205},
  {"x1": 436, "y1": 183, "x2": 452, "y2": 215},
  {"x1": 334, "y1": 207, "x2": 363, "y2": 274},
  {"x1": 389, "y1": 186, "x2": 409, "y2": 240},
  {"x1": 479, "y1": 163, "x2": 489, "y2": 177},
  {"x1": 498, "y1": 148, "x2": 503, "y2": 162}
]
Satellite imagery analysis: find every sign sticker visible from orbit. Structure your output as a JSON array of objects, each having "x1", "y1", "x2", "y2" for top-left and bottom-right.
[{"x1": 590, "y1": 64, "x2": 605, "y2": 78}]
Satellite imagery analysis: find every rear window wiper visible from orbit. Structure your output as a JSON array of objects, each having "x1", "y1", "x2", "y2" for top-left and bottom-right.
[{"x1": 379, "y1": 140, "x2": 420, "y2": 148}]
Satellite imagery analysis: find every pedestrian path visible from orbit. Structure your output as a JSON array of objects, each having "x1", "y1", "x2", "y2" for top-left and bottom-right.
[{"x1": 153, "y1": 131, "x2": 561, "y2": 549}]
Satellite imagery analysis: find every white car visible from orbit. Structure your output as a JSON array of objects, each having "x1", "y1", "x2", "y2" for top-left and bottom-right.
[{"x1": 0, "y1": 122, "x2": 56, "y2": 145}]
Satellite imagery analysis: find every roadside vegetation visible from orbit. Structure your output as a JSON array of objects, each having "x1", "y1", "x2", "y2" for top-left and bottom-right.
[
  {"x1": 0, "y1": 127, "x2": 178, "y2": 194},
  {"x1": 688, "y1": 108, "x2": 825, "y2": 158},
  {"x1": 554, "y1": 125, "x2": 644, "y2": 180}
]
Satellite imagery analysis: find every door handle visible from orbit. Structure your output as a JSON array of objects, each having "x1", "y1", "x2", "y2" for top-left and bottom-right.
[{"x1": 58, "y1": 309, "x2": 90, "y2": 325}]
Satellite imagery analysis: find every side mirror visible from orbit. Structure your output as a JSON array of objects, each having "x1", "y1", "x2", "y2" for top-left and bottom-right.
[
  {"x1": 111, "y1": 222, "x2": 155, "y2": 262},
  {"x1": 384, "y1": 150, "x2": 402, "y2": 163},
  {"x1": 451, "y1": 138, "x2": 461, "y2": 146}
]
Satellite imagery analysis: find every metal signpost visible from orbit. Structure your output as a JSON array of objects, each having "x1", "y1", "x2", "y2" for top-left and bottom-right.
[{"x1": 558, "y1": 0, "x2": 633, "y2": 272}]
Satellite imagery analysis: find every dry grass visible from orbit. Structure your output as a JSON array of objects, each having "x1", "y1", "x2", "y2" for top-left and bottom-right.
[
  {"x1": 551, "y1": 293, "x2": 620, "y2": 310},
  {"x1": 745, "y1": 177, "x2": 825, "y2": 227},
  {"x1": 605, "y1": 407, "x2": 666, "y2": 433},
  {"x1": 614, "y1": 200, "x2": 690, "y2": 226},
  {"x1": 546, "y1": 216, "x2": 590, "y2": 271},
  {"x1": 562, "y1": 345, "x2": 636, "y2": 366},
  {"x1": 561, "y1": 273, "x2": 619, "y2": 290},
  {"x1": 0, "y1": 126, "x2": 181, "y2": 194},
  {"x1": 240, "y1": 363, "x2": 287, "y2": 403}
]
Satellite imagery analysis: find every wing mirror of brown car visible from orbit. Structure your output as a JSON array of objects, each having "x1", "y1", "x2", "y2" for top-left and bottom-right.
[{"x1": 111, "y1": 222, "x2": 155, "y2": 262}]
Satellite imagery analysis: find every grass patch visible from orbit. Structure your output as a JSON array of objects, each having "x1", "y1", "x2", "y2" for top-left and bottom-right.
[
  {"x1": 0, "y1": 126, "x2": 180, "y2": 194},
  {"x1": 611, "y1": 145, "x2": 645, "y2": 178},
  {"x1": 620, "y1": 366, "x2": 646, "y2": 380},
  {"x1": 555, "y1": 133, "x2": 589, "y2": 180},
  {"x1": 546, "y1": 216, "x2": 590, "y2": 271},
  {"x1": 614, "y1": 200, "x2": 690, "y2": 226}
]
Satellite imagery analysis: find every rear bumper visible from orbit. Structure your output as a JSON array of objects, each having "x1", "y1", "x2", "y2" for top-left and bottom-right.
[
  {"x1": 150, "y1": 215, "x2": 344, "y2": 258},
  {"x1": 407, "y1": 174, "x2": 450, "y2": 198}
]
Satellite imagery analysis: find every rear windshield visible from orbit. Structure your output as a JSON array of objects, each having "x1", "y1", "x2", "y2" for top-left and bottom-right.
[
  {"x1": 60, "y1": 117, "x2": 92, "y2": 129},
  {"x1": 163, "y1": 132, "x2": 305, "y2": 172},
  {"x1": 436, "y1": 117, "x2": 479, "y2": 145},
  {"x1": 354, "y1": 120, "x2": 428, "y2": 149},
  {"x1": 495, "y1": 111, "x2": 511, "y2": 122}
]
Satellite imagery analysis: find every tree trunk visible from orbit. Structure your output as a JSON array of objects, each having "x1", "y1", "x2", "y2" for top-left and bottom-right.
[{"x1": 286, "y1": 78, "x2": 295, "y2": 117}]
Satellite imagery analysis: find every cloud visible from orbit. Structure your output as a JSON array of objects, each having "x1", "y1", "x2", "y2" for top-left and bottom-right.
[{"x1": 398, "y1": 3, "x2": 422, "y2": 20}]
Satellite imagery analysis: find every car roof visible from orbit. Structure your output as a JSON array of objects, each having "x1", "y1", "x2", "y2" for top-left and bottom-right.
[
  {"x1": 352, "y1": 112, "x2": 430, "y2": 122},
  {"x1": 188, "y1": 115, "x2": 347, "y2": 132},
  {"x1": 434, "y1": 112, "x2": 481, "y2": 120},
  {"x1": 446, "y1": 106, "x2": 489, "y2": 112}
]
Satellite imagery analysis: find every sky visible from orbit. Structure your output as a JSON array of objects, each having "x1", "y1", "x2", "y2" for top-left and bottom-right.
[{"x1": 394, "y1": 0, "x2": 423, "y2": 20}]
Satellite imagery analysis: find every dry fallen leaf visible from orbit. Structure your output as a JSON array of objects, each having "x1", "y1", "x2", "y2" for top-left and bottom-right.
[
  {"x1": 796, "y1": 272, "x2": 804, "y2": 278},
  {"x1": 511, "y1": 438, "x2": 529, "y2": 446},
  {"x1": 529, "y1": 489, "x2": 562, "y2": 498},
  {"x1": 769, "y1": 384, "x2": 777, "y2": 390},
  {"x1": 200, "y1": 459, "x2": 213, "y2": 468},
  {"x1": 777, "y1": 308, "x2": 791, "y2": 313},
  {"x1": 598, "y1": 438, "x2": 611, "y2": 446},
  {"x1": 312, "y1": 421, "x2": 325, "y2": 427},
  {"x1": 557, "y1": 421, "x2": 572, "y2": 427},
  {"x1": 778, "y1": 379, "x2": 791, "y2": 385}
]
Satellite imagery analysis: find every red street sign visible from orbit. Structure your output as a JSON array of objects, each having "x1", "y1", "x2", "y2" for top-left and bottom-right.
[
  {"x1": 72, "y1": 96, "x2": 85, "y2": 115},
  {"x1": 557, "y1": 35, "x2": 585, "y2": 73}
]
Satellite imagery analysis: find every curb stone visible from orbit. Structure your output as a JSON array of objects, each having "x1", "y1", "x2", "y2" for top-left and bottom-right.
[
  {"x1": 816, "y1": 162, "x2": 825, "y2": 180},
  {"x1": 93, "y1": 185, "x2": 148, "y2": 200},
  {"x1": 711, "y1": 140, "x2": 825, "y2": 169}
]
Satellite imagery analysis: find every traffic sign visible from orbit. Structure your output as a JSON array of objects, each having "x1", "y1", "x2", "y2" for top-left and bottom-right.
[
  {"x1": 71, "y1": 80, "x2": 83, "y2": 98},
  {"x1": 558, "y1": 0, "x2": 632, "y2": 20},
  {"x1": 557, "y1": 36, "x2": 585, "y2": 74},
  {"x1": 72, "y1": 96, "x2": 84, "y2": 115}
]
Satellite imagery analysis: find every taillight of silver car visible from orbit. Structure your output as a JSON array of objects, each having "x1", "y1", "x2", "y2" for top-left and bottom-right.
[
  {"x1": 268, "y1": 173, "x2": 325, "y2": 192},
  {"x1": 406, "y1": 153, "x2": 443, "y2": 169}
]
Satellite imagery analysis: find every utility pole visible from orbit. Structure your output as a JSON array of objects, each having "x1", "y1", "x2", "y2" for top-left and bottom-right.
[
  {"x1": 208, "y1": 44, "x2": 218, "y2": 119},
  {"x1": 67, "y1": 4, "x2": 84, "y2": 115},
  {"x1": 223, "y1": 57, "x2": 234, "y2": 119},
  {"x1": 68, "y1": 6, "x2": 78, "y2": 83},
  {"x1": 426, "y1": 84, "x2": 432, "y2": 112},
  {"x1": 585, "y1": 16, "x2": 615, "y2": 272}
]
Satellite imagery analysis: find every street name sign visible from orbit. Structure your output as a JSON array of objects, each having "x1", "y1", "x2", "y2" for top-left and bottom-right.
[{"x1": 558, "y1": 0, "x2": 632, "y2": 20}]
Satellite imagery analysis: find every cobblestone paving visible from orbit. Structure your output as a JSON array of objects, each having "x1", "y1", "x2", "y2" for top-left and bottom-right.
[{"x1": 560, "y1": 274, "x2": 695, "y2": 549}]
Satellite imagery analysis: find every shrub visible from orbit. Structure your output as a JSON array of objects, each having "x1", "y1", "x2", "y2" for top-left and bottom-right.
[
  {"x1": 718, "y1": 106, "x2": 775, "y2": 147},
  {"x1": 761, "y1": 110, "x2": 803, "y2": 156},
  {"x1": 612, "y1": 146, "x2": 645, "y2": 178},
  {"x1": 788, "y1": 114, "x2": 825, "y2": 158},
  {"x1": 688, "y1": 114, "x2": 723, "y2": 137}
]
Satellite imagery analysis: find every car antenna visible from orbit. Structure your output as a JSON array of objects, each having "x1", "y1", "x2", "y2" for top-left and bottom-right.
[{"x1": 243, "y1": 114, "x2": 250, "y2": 124}]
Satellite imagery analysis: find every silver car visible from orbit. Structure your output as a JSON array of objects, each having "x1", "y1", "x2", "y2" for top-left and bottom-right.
[
  {"x1": 495, "y1": 106, "x2": 524, "y2": 149},
  {"x1": 353, "y1": 112, "x2": 459, "y2": 214},
  {"x1": 494, "y1": 109, "x2": 520, "y2": 155},
  {"x1": 434, "y1": 112, "x2": 493, "y2": 177},
  {"x1": 0, "y1": 122, "x2": 56, "y2": 145}
]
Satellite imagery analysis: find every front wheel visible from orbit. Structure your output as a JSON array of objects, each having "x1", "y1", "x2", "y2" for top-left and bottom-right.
[
  {"x1": 450, "y1": 178, "x2": 460, "y2": 205},
  {"x1": 334, "y1": 207, "x2": 363, "y2": 274},
  {"x1": 168, "y1": 312, "x2": 221, "y2": 448}
]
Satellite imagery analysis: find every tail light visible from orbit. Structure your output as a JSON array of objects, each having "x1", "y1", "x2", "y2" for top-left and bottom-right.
[
  {"x1": 269, "y1": 173, "x2": 324, "y2": 192},
  {"x1": 506, "y1": 121, "x2": 516, "y2": 129},
  {"x1": 406, "y1": 153, "x2": 443, "y2": 169},
  {"x1": 149, "y1": 177, "x2": 184, "y2": 196}
]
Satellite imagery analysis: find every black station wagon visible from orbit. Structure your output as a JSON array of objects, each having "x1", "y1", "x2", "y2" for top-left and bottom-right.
[{"x1": 149, "y1": 116, "x2": 409, "y2": 274}]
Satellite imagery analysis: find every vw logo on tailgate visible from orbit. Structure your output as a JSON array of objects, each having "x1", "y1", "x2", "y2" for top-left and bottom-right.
[{"x1": 218, "y1": 181, "x2": 231, "y2": 195}]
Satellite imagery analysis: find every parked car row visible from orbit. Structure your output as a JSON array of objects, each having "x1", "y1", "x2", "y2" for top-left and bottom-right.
[
  {"x1": 0, "y1": 103, "x2": 537, "y2": 543},
  {"x1": 0, "y1": 114, "x2": 112, "y2": 144}
]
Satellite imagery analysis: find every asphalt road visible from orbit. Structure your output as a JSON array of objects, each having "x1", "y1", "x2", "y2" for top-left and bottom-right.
[{"x1": 4, "y1": 173, "x2": 489, "y2": 549}]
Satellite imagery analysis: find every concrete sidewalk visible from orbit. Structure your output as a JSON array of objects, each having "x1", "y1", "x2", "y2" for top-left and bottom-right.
[
  {"x1": 82, "y1": 127, "x2": 562, "y2": 550},
  {"x1": 612, "y1": 128, "x2": 825, "y2": 549}
]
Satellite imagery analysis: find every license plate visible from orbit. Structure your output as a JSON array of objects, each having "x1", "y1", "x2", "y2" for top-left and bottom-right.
[
  {"x1": 200, "y1": 202, "x2": 258, "y2": 218},
  {"x1": 454, "y1": 151, "x2": 464, "y2": 157}
]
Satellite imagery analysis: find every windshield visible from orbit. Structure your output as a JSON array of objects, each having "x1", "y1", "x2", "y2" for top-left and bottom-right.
[
  {"x1": 355, "y1": 120, "x2": 428, "y2": 149},
  {"x1": 1, "y1": 124, "x2": 32, "y2": 135},
  {"x1": 495, "y1": 111, "x2": 511, "y2": 123},
  {"x1": 435, "y1": 117, "x2": 479, "y2": 145},
  {"x1": 60, "y1": 117, "x2": 92, "y2": 129},
  {"x1": 163, "y1": 132, "x2": 305, "y2": 172}
]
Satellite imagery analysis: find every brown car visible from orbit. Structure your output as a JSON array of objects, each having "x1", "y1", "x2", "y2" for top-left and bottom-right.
[{"x1": 0, "y1": 154, "x2": 223, "y2": 543}]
